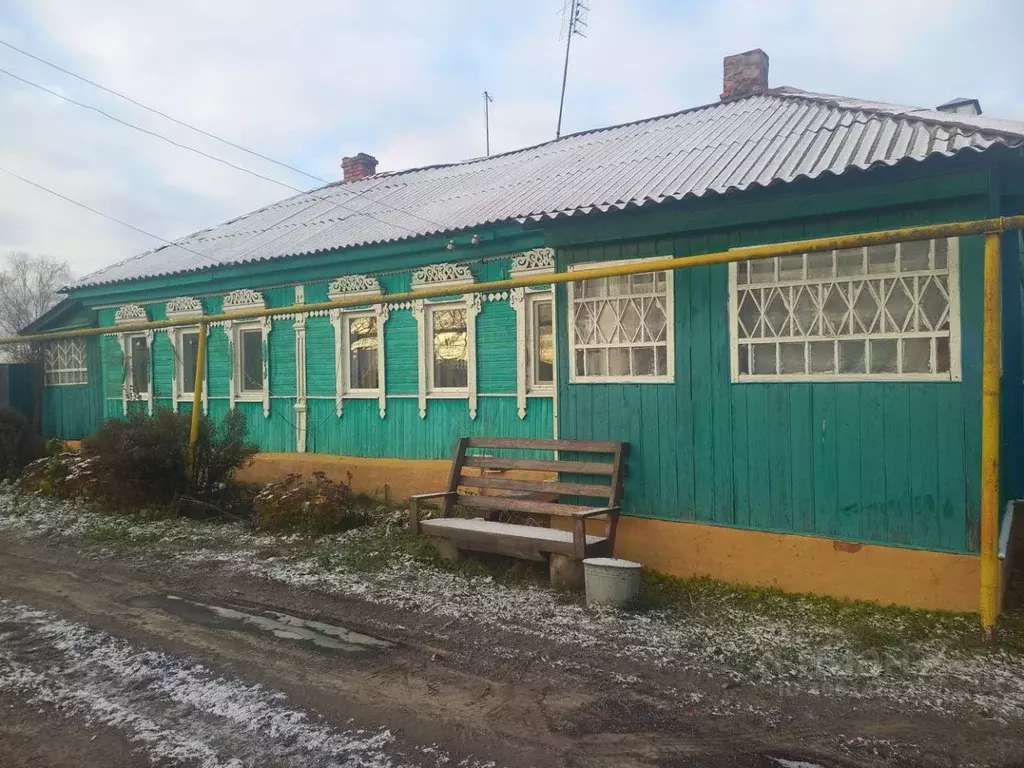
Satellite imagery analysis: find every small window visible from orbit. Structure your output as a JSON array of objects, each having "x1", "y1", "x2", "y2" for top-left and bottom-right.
[
  {"x1": 239, "y1": 328, "x2": 264, "y2": 393},
  {"x1": 568, "y1": 261, "x2": 673, "y2": 383},
  {"x1": 730, "y1": 238, "x2": 961, "y2": 381},
  {"x1": 127, "y1": 335, "x2": 150, "y2": 396},
  {"x1": 344, "y1": 312, "x2": 379, "y2": 391},
  {"x1": 428, "y1": 305, "x2": 468, "y2": 391},
  {"x1": 527, "y1": 294, "x2": 554, "y2": 390},
  {"x1": 44, "y1": 339, "x2": 87, "y2": 386},
  {"x1": 179, "y1": 331, "x2": 199, "y2": 395}
]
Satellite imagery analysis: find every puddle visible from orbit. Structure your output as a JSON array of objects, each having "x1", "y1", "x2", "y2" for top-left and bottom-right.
[
  {"x1": 131, "y1": 595, "x2": 393, "y2": 653},
  {"x1": 767, "y1": 757, "x2": 827, "y2": 768}
]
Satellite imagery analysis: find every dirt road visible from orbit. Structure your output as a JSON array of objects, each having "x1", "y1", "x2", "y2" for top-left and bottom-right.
[{"x1": 0, "y1": 535, "x2": 1018, "y2": 767}]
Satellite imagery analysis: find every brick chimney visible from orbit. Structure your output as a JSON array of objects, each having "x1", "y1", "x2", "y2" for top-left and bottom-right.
[
  {"x1": 341, "y1": 152, "x2": 378, "y2": 181},
  {"x1": 721, "y1": 49, "x2": 769, "y2": 101}
]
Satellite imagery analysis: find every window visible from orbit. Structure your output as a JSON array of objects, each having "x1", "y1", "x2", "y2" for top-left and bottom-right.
[
  {"x1": 126, "y1": 335, "x2": 150, "y2": 396},
  {"x1": 178, "y1": 330, "x2": 199, "y2": 395},
  {"x1": 44, "y1": 339, "x2": 87, "y2": 386},
  {"x1": 427, "y1": 304, "x2": 469, "y2": 391},
  {"x1": 568, "y1": 262, "x2": 673, "y2": 382},
  {"x1": 730, "y1": 238, "x2": 960, "y2": 381},
  {"x1": 238, "y1": 327, "x2": 264, "y2": 393},
  {"x1": 343, "y1": 312, "x2": 379, "y2": 392},
  {"x1": 527, "y1": 294, "x2": 554, "y2": 390}
]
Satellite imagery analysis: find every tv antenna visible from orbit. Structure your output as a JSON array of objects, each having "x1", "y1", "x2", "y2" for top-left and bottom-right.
[
  {"x1": 556, "y1": 0, "x2": 589, "y2": 139},
  {"x1": 483, "y1": 90, "x2": 494, "y2": 156}
]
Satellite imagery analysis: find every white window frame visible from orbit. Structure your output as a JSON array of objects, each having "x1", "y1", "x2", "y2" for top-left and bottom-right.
[
  {"x1": 43, "y1": 339, "x2": 88, "y2": 386},
  {"x1": 510, "y1": 247, "x2": 557, "y2": 419},
  {"x1": 328, "y1": 275, "x2": 388, "y2": 419},
  {"x1": 728, "y1": 238, "x2": 962, "y2": 383},
  {"x1": 526, "y1": 292, "x2": 556, "y2": 395},
  {"x1": 121, "y1": 332, "x2": 154, "y2": 415},
  {"x1": 232, "y1": 321, "x2": 268, "y2": 402},
  {"x1": 171, "y1": 326, "x2": 207, "y2": 413},
  {"x1": 567, "y1": 257, "x2": 675, "y2": 384},
  {"x1": 222, "y1": 289, "x2": 270, "y2": 417},
  {"x1": 411, "y1": 262, "x2": 479, "y2": 419}
]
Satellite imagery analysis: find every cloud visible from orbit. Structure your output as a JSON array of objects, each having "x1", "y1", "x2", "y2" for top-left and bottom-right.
[{"x1": 0, "y1": 0, "x2": 1021, "y2": 278}]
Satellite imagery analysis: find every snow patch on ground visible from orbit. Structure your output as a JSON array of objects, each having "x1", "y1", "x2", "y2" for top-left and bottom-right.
[
  {"x1": 0, "y1": 598, "x2": 492, "y2": 768},
  {"x1": 2, "y1": 489, "x2": 1023, "y2": 723}
]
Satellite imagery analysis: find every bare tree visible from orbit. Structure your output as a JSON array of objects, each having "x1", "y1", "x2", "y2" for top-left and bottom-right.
[{"x1": 0, "y1": 252, "x2": 72, "y2": 363}]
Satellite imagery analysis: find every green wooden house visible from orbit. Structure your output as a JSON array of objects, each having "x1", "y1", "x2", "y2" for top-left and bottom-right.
[{"x1": 30, "y1": 50, "x2": 1024, "y2": 611}]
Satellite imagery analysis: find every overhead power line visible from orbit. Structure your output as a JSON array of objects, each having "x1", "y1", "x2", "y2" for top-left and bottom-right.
[{"x1": 0, "y1": 42, "x2": 451, "y2": 232}]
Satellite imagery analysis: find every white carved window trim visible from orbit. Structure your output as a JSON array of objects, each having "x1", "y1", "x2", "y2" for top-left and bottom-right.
[
  {"x1": 567, "y1": 257, "x2": 675, "y2": 384},
  {"x1": 115, "y1": 304, "x2": 152, "y2": 415},
  {"x1": 411, "y1": 262, "x2": 478, "y2": 420},
  {"x1": 170, "y1": 326, "x2": 208, "y2": 415},
  {"x1": 728, "y1": 238, "x2": 962, "y2": 382},
  {"x1": 165, "y1": 297, "x2": 207, "y2": 414},
  {"x1": 293, "y1": 285, "x2": 307, "y2": 453},
  {"x1": 120, "y1": 332, "x2": 154, "y2": 415},
  {"x1": 510, "y1": 248, "x2": 556, "y2": 418},
  {"x1": 222, "y1": 290, "x2": 270, "y2": 416},
  {"x1": 43, "y1": 339, "x2": 88, "y2": 386},
  {"x1": 328, "y1": 274, "x2": 388, "y2": 419}
]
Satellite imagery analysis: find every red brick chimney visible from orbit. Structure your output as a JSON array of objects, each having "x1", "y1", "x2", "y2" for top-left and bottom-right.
[
  {"x1": 721, "y1": 49, "x2": 769, "y2": 101},
  {"x1": 341, "y1": 153, "x2": 378, "y2": 182}
]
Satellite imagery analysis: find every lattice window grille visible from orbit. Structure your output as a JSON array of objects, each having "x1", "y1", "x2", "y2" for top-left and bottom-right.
[
  {"x1": 569, "y1": 268, "x2": 672, "y2": 382},
  {"x1": 731, "y1": 239, "x2": 960, "y2": 380},
  {"x1": 44, "y1": 339, "x2": 88, "y2": 386}
]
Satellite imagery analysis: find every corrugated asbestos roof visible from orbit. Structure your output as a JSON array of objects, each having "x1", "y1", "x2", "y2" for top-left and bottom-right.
[{"x1": 76, "y1": 87, "x2": 1024, "y2": 289}]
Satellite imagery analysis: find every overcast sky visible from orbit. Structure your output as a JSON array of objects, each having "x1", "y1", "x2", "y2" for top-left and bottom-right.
[{"x1": 1, "y1": 0, "x2": 1022, "y2": 278}]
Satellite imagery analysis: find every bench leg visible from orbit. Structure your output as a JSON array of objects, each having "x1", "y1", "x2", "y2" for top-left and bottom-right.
[
  {"x1": 429, "y1": 537, "x2": 461, "y2": 562},
  {"x1": 549, "y1": 554, "x2": 584, "y2": 590}
]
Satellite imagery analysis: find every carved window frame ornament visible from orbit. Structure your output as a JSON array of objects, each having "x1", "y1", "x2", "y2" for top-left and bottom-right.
[
  {"x1": 411, "y1": 262, "x2": 479, "y2": 419},
  {"x1": 509, "y1": 249, "x2": 556, "y2": 419},
  {"x1": 114, "y1": 304, "x2": 153, "y2": 415},
  {"x1": 222, "y1": 289, "x2": 270, "y2": 416},
  {"x1": 164, "y1": 297, "x2": 207, "y2": 415},
  {"x1": 328, "y1": 274, "x2": 388, "y2": 419}
]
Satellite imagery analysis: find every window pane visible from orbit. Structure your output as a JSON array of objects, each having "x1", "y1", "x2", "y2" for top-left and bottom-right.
[
  {"x1": 585, "y1": 348, "x2": 605, "y2": 376},
  {"x1": 181, "y1": 332, "x2": 198, "y2": 394},
  {"x1": 836, "y1": 248, "x2": 864, "y2": 276},
  {"x1": 241, "y1": 329, "x2": 264, "y2": 392},
  {"x1": 780, "y1": 342, "x2": 805, "y2": 374},
  {"x1": 900, "y1": 240, "x2": 930, "y2": 271},
  {"x1": 631, "y1": 347, "x2": 655, "y2": 376},
  {"x1": 750, "y1": 258, "x2": 774, "y2": 283},
  {"x1": 936, "y1": 337, "x2": 951, "y2": 373},
  {"x1": 130, "y1": 337, "x2": 149, "y2": 394},
  {"x1": 867, "y1": 243, "x2": 897, "y2": 274},
  {"x1": 608, "y1": 348, "x2": 630, "y2": 376},
  {"x1": 348, "y1": 314, "x2": 378, "y2": 389},
  {"x1": 533, "y1": 300, "x2": 554, "y2": 385},
  {"x1": 902, "y1": 338, "x2": 931, "y2": 373},
  {"x1": 806, "y1": 252, "x2": 833, "y2": 279},
  {"x1": 751, "y1": 344, "x2": 776, "y2": 375},
  {"x1": 809, "y1": 341, "x2": 835, "y2": 373},
  {"x1": 838, "y1": 340, "x2": 865, "y2": 373},
  {"x1": 432, "y1": 308, "x2": 467, "y2": 388},
  {"x1": 869, "y1": 339, "x2": 898, "y2": 373},
  {"x1": 778, "y1": 255, "x2": 803, "y2": 281}
]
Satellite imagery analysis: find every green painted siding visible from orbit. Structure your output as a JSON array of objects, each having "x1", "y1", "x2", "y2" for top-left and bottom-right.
[
  {"x1": 307, "y1": 396, "x2": 552, "y2": 459},
  {"x1": 41, "y1": 337, "x2": 102, "y2": 439},
  {"x1": 555, "y1": 196, "x2": 989, "y2": 554}
]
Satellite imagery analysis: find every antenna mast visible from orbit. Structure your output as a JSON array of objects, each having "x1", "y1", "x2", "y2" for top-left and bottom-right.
[
  {"x1": 556, "y1": 0, "x2": 588, "y2": 139},
  {"x1": 483, "y1": 91, "x2": 493, "y2": 156}
]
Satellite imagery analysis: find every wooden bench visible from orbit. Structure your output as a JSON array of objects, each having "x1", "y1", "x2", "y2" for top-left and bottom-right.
[{"x1": 408, "y1": 437, "x2": 628, "y2": 587}]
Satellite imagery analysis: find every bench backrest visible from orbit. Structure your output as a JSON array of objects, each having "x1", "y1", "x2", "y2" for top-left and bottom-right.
[{"x1": 442, "y1": 437, "x2": 627, "y2": 517}]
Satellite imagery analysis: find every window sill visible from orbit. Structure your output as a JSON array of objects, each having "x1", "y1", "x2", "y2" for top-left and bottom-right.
[
  {"x1": 734, "y1": 373, "x2": 958, "y2": 383},
  {"x1": 526, "y1": 390, "x2": 555, "y2": 398},
  {"x1": 341, "y1": 391, "x2": 381, "y2": 399},
  {"x1": 234, "y1": 391, "x2": 266, "y2": 401},
  {"x1": 569, "y1": 376, "x2": 675, "y2": 385},
  {"x1": 426, "y1": 390, "x2": 469, "y2": 399}
]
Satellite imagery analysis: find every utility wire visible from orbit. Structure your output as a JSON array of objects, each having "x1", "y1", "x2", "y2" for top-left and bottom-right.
[
  {"x1": 0, "y1": 64, "x2": 437, "y2": 239},
  {"x1": 0, "y1": 39, "x2": 451, "y2": 232}
]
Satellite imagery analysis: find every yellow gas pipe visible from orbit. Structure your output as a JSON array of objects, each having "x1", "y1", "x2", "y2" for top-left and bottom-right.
[
  {"x1": 186, "y1": 322, "x2": 208, "y2": 483},
  {"x1": 980, "y1": 233, "x2": 1002, "y2": 639}
]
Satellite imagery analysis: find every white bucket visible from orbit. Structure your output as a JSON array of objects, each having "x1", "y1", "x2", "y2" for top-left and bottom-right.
[{"x1": 583, "y1": 557, "x2": 642, "y2": 608}]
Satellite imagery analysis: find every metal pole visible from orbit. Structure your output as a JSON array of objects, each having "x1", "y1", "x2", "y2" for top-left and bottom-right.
[
  {"x1": 980, "y1": 232, "x2": 1002, "y2": 639},
  {"x1": 556, "y1": 0, "x2": 575, "y2": 139},
  {"x1": 484, "y1": 91, "x2": 492, "y2": 157},
  {"x1": 187, "y1": 321, "x2": 208, "y2": 483}
]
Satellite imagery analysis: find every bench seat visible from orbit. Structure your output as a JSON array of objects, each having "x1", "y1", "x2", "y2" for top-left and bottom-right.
[{"x1": 420, "y1": 517, "x2": 611, "y2": 561}]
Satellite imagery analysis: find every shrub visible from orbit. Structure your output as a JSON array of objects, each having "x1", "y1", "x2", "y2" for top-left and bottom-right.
[
  {"x1": 61, "y1": 407, "x2": 259, "y2": 511},
  {"x1": 252, "y1": 471, "x2": 369, "y2": 534},
  {"x1": 0, "y1": 407, "x2": 44, "y2": 480}
]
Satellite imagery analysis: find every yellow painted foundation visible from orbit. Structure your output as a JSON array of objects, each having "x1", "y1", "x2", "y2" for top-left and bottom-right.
[{"x1": 240, "y1": 453, "x2": 986, "y2": 613}]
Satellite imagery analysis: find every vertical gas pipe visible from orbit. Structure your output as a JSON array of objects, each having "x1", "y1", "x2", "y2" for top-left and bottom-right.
[
  {"x1": 187, "y1": 322, "x2": 209, "y2": 483},
  {"x1": 980, "y1": 232, "x2": 1002, "y2": 638}
]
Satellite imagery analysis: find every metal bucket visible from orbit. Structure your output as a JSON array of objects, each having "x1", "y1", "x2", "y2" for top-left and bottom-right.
[{"x1": 583, "y1": 557, "x2": 642, "y2": 608}]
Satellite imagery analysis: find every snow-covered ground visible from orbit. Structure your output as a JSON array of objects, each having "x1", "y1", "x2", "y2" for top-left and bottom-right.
[
  {"x1": 0, "y1": 599, "x2": 492, "y2": 768},
  {"x1": 2, "y1": 489, "x2": 1023, "y2": 723}
]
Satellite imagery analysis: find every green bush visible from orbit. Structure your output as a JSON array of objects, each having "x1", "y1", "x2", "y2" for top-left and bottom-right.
[
  {"x1": 0, "y1": 407, "x2": 44, "y2": 480},
  {"x1": 49, "y1": 407, "x2": 260, "y2": 512},
  {"x1": 252, "y1": 471, "x2": 369, "y2": 534}
]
